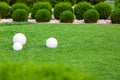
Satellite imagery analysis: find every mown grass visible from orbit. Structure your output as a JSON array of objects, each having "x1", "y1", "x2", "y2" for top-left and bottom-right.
[{"x1": 0, "y1": 23, "x2": 120, "y2": 80}]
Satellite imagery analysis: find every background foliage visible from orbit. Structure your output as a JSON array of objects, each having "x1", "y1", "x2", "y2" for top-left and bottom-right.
[{"x1": 0, "y1": 62, "x2": 92, "y2": 80}]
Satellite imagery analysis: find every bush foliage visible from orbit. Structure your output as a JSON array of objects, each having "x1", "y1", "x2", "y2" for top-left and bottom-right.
[
  {"x1": 0, "y1": 0, "x2": 44, "y2": 6},
  {"x1": 85, "y1": 0, "x2": 105, "y2": 5},
  {"x1": 49, "y1": 0, "x2": 76, "y2": 7},
  {"x1": 20, "y1": 0, "x2": 45, "y2": 8},
  {"x1": 83, "y1": 9, "x2": 99, "y2": 23},
  {"x1": 0, "y1": 63, "x2": 93, "y2": 80},
  {"x1": 60, "y1": 11, "x2": 74, "y2": 23},
  {"x1": 10, "y1": 3, "x2": 29, "y2": 15},
  {"x1": 0, "y1": 0, "x2": 105, "y2": 7},
  {"x1": 115, "y1": 3, "x2": 120, "y2": 10},
  {"x1": 63, "y1": 0, "x2": 76, "y2": 6},
  {"x1": 0, "y1": 0, "x2": 76, "y2": 7},
  {"x1": 31, "y1": 2, "x2": 52, "y2": 19},
  {"x1": 114, "y1": 0, "x2": 120, "y2": 7},
  {"x1": 54, "y1": 2, "x2": 73, "y2": 19},
  {"x1": 74, "y1": 1, "x2": 93, "y2": 20},
  {"x1": 94, "y1": 2, "x2": 111, "y2": 19},
  {"x1": 76, "y1": 0, "x2": 105, "y2": 5},
  {"x1": 0, "y1": 0, "x2": 10, "y2": 4},
  {"x1": 0, "y1": 2, "x2": 10, "y2": 18},
  {"x1": 35, "y1": 9, "x2": 51, "y2": 22},
  {"x1": 110, "y1": 9, "x2": 120, "y2": 24},
  {"x1": 12, "y1": 9, "x2": 28, "y2": 22}
]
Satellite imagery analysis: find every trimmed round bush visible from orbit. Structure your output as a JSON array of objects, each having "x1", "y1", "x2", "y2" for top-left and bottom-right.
[
  {"x1": 60, "y1": 11, "x2": 74, "y2": 23},
  {"x1": 31, "y1": 2, "x2": 52, "y2": 19},
  {"x1": 35, "y1": 9, "x2": 51, "y2": 22},
  {"x1": 94, "y1": 2, "x2": 111, "y2": 19},
  {"x1": 83, "y1": 9, "x2": 99, "y2": 23},
  {"x1": 74, "y1": 1, "x2": 93, "y2": 20},
  {"x1": 12, "y1": 9, "x2": 28, "y2": 22},
  {"x1": 11, "y1": 3, "x2": 29, "y2": 14},
  {"x1": 0, "y1": 2, "x2": 10, "y2": 18},
  {"x1": 110, "y1": 9, "x2": 120, "y2": 24},
  {"x1": 54, "y1": 2, "x2": 73, "y2": 19}
]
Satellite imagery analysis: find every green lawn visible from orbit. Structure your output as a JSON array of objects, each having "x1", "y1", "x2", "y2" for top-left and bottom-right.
[{"x1": 0, "y1": 23, "x2": 120, "y2": 80}]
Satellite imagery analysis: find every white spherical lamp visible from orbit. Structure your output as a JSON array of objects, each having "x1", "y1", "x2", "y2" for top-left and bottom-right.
[
  {"x1": 13, "y1": 42, "x2": 23, "y2": 51},
  {"x1": 46, "y1": 37, "x2": 58, "y2": 48},
  {"x1": 13, "y1": 33, "x2": 27, "y2": 45}
]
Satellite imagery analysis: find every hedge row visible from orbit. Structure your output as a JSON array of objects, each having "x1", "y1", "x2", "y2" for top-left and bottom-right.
[
  {"x1": 0, "y1": 63, "x2": 93, "y2": 80},
  {"x1": 0, "y1": 0, "x2": 105, "y2": 7},
  {"x1": 0, "y1": 1, "x2": 120, "y2": 23},
  {"x1": 0, "y1": 0, "x2": 76, "y2": 7}
]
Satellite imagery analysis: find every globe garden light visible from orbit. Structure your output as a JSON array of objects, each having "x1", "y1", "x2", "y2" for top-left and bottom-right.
[
  {"x1": 13, "y1": 33, "x2": 27, "y2": 45},
  {"x1": 46, "y1": 37, "x2": 58, "y2": 48},
  {"x1": 13, "y1": 42, "x2": 23, "y2": 51}
]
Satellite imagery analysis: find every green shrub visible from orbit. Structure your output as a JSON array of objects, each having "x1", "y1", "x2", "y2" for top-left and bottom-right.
[
  {"x1": 0, "y1": 0, "x2": 10, "y2": 4},
  {"x1": 12, "y1": 9, "x2": 28, "y2": 22},
  {"x1": 0, "y1": 63, "x2": 93, "y2": 80},
  {"x1": 76, "y1": 0, "x2": 105, "y2": 5},
  {"x1": 0, "y1": 2, "x2": 10, "y2": 18},
  {"x1": 114, "y1": 0, "x2": 120, "y2": 7},
  {"x1": 85, "y1": 0, "x2": 105, "y2": 5},
  {"x1": 115, "y1": 3, "x2": 120, "y2": 9},
  {"x1": 64, "y1": 0, "x2": 76, "y2": 6},
  {"x1": 49, "y1": 0, "x2": 76, "y2": 7},
  {"x1": 11, "y1": 3, "x2": 29, "y2": 15},
  {"x1": 4, "y1": 0, "x2": 31, "y2": 6},
  {"x1": 1, "y1": 0, "x2": 76, "y2": 7},
  {"x1": 0, "y1": 0, "x2": 48, "y2": 6},
  {"x1": 35, "y1": 9, "x2": 51, "y2": 22},
  {"x1": 94, "y1": 2, "x2": 111, "y2": 19},
  {"x1": 20, "y1": 0, "x2": 41, "y2": 8},
  {"x1": 83, "y1": 9, "x2": 99, "y2": 23},
  {"x1": 31, "y1": 2, "x2": 52, "y2": 19},
  {"x1": 54, "y1": 2, "x2": 73, "y2": 19},
  {"x1": 60, "y1": 11, "x2": 74, "y2": 23},
  {"x1": 49, "y1": 0, "x2": 58, "y2": 7},
  {"x1": 19, "y1": 0, "x2": 46, "y2": 8},
  {"x1": 74, "y1": 1, "x2": 93, "y2": 20},
  {"x1": 76, "y1": 0, "x2": 82, "y2": 3},
  {"x1": 110, "y1": 9, "x2": 120, "y2": 24},
  {"x1": 9, "y1": 0, "x2": 18, "y2": 5}
]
